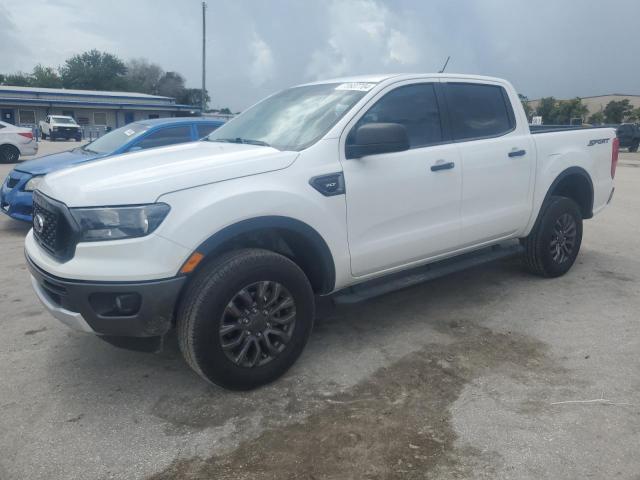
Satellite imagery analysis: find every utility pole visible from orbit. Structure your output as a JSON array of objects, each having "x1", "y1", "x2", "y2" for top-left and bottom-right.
[{"x1": 201, "y1": 1, "x2": 207, "y2": 114}]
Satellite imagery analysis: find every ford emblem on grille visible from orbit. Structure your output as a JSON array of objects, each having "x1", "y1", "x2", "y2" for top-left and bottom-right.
[{"x1": 34, "y1": 213, "x2": 45, "y2": 234}]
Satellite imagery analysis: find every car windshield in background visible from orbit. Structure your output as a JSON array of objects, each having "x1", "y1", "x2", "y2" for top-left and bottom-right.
[
  {"x1": 83, "y1": 123, "x2": 150, "y2": 154},
  {"x1": 206, "y1": 82, "x2": 374, "y2": 151},
  {"x1": 51, "y1": 116, "x2": 77, "y2": 124}
]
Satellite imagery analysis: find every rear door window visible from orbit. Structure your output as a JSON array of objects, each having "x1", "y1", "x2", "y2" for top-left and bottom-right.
[{"x1": 444, "y1": 83, "x2": 515, "y2": 141}]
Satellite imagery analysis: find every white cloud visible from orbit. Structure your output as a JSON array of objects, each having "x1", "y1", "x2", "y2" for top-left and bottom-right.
[
  {"x1": 386, "y1": 30, "x2": 419, "y2": 65},
  {"x1": 249, "y1": 32, "x2": 275, "y2": 86},
  {"x1": 305, "y1": 0, "x2": 424, "y2": 79}
]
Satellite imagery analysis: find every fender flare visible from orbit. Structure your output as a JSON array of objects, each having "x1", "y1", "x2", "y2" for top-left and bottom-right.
[
  {"x1": 542, "y1": 166, "x2": 594, "y2": 219},
  {"x1": 194, "y1": 216, "x2": 336, "y2": 293}
]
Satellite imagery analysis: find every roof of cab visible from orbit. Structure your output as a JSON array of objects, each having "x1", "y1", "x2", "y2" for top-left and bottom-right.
[{"x1": 301, "y1": 73, "x2": 508, "y2": 86}]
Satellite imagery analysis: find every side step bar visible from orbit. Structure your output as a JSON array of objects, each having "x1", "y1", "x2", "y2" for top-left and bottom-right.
[{"x1": 333, "y1": 242, "x2": 524, "y2": 304}]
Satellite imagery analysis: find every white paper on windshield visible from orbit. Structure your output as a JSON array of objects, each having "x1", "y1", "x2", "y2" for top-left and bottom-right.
[
  {"x1": 335, "y1": 82, "x2": 376, "y2": 92},
  {"x1": 124, "y1": 129, "x2": 135, "y2": 136}
]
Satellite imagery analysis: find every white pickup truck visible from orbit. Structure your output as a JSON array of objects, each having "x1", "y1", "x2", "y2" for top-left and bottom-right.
[
  {"x1": 25, "y1": 74, "x2": 618, "y2": 389},
  {"x1": 39, "y1": 115, "x2": 82, "y2": 141}
]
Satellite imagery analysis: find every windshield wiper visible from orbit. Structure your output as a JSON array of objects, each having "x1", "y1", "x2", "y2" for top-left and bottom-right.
[{"x1": 210, "y1": 137, "x2": 270, "y2": 147}]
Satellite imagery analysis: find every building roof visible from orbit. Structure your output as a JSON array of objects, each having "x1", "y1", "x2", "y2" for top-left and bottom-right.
[
  {"x1": 580, "y1": 94, "x2": 640, "y2": 99},
  {"x1": 529, "y1": 93, "x2": 640, "y2": 103},
  {"x1": 0, "y1": 85, "x2": 173, "y2": 101}
]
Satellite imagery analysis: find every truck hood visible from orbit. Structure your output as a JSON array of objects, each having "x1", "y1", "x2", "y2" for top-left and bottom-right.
[
  {"x1": 16, "y1": 148, "x2": 106, "y2": 175},
  {"x1": 38, "y1": 141, "x2": 298, "y2": 207}
]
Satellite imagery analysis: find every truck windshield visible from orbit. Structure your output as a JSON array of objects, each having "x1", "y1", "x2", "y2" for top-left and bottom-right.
[
  {"x1": 51, "y1": 116, "x2": 77, "y2": 124},
  {"x1": 82, "y1": 123, "x2": 150, "y2": 154},
  {"x1": 206, "y1": 83, "x2": 373, "y2": 151}
]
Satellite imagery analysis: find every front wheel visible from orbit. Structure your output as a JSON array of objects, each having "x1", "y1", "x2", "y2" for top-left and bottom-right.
[
  {"x1": 177, "y1": 248, "x2": 315, "y2": 390},
  {"x1": 522, "y1": 196, "x2": 583, "y2": 277}
]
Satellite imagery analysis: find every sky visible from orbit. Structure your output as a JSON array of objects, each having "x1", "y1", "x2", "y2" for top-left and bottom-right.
[{"x1": 1, "y1": 0, "x2": 638, "y2": 110}]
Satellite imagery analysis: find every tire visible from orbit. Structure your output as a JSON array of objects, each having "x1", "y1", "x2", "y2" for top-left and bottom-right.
[
  {"x1": 629, "y1": 142, "x2": 639, "y2": 153},
  {"x1": 0, "y1": 144, "x2": 20, "y2": 164},
  {"x1": 177, "y1": 248, "x2": 315, "y2": 390},
  {"x1": 522, "y1": 196, "x2": 583, "y2": 277}
]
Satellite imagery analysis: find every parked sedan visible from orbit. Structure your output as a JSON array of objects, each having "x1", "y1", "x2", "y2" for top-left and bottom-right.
[
  {"x1": 0, "y1": 121, "x2": 38, "y2": 163},
  {"x1": 1, "y1": 117, "x2": 223, "y2": 222}
]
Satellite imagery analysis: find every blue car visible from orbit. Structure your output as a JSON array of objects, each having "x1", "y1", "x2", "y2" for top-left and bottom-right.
[{"x1": 1, "y1": 117, "x2": 223, "y2": 222}]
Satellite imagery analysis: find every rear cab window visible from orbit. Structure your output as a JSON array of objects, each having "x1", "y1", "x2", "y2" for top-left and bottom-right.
[{"x1": 444, "y1": 83, "x2": 515, "y2": 141}]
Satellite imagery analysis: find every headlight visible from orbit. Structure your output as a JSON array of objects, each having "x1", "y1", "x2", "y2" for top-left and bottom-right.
[
  {"x1": 24, "y1": 176, "x2": 44, "y2": 192},
  {"x1": 70, "y1": 203, "x2": 170, "y2": 241}
]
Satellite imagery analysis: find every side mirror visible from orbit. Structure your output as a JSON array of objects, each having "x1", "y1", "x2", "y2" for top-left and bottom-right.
[{"x1": 346, "y1": 123, "x2": 410, "y2": 159}]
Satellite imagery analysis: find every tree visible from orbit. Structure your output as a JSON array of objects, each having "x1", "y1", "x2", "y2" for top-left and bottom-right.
[
  {"x1": 124, "y1": 58, "x2": 163, "y2": 94},
  {"x1": 518, "y1": 94, "x2": 533, "y2": 121},
  {"x1": 31, "y1": 64, "x2": 62, "y2": 88},
  {"x1": 2, "y1": 72, "x2": 32, "y2": 86},
  {"x1": 178, "y1": 88, "x2": 210, "y2": 108},
  {"x1": 536, "y1": 97, "x2": 557, "y2": 124},
  {"x1": 218, "y1": 107, "x2": 232, "y2": 115},
  {"x1": 554, "y1": 98, "x2": 588, "y2": 125},
  {"x1": 587, "y1": 111, "x2": 605, "y2": 125},
  {"x1": 59, "y1": 49, "x2": 127, "y2": 91},
  {"x1": 603, "y1": 99, "x2": 633, "y2": 124},
  {"x1": 157, "y1": 71, "x2": 186, "y2": 99},
  {"x1": 627, "y1": 108, "x2": 640, "y2": 123}
]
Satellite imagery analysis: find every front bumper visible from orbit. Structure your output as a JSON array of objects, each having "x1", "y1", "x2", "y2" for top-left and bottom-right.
[
  {"x1": 51, "y1": 129, "x2": 81, "y2": 140},
  {"x1": 27, "y1": 255, "x2": 186, "y2": 337},
  {"x1": 1, "y1": 171, "x2": 34, "y2": 222}
]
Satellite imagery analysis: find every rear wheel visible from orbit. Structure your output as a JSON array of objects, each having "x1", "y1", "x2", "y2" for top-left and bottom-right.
[
  {"x1": 177, "y1": 248, "x2": 315, "y2": 390},
  {"x1": 629, "y1": 142, "x2": 639, "y2": 153},
  {"x1": 522, "y1": 196, "x2": 583, "y2": 277},
  {"x1": 0, "y1": 145, "x2": 20, "y2": 164}
]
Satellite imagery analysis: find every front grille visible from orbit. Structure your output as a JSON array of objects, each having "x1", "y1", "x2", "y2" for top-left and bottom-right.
[
  {"x1": 32, "y1": 191, "x2": 78, "y2": 260},
  {"x1": 33, "y1": 200, "x2": 59, "y2": 253}
]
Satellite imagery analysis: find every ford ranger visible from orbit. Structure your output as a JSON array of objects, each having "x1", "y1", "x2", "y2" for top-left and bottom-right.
[{"x1": 25, "y1": 74, "x2": 618, "y2": 390}]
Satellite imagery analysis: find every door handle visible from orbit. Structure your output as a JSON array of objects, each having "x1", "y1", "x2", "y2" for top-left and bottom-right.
[
  {"x1": 430, "y1": 161, "x2": 455, "y2": 172},
  {"x1": 508, "y1": 149, "x2": 526, "y2": 157}
]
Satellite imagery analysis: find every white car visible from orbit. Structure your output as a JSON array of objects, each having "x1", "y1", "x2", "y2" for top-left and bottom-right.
[
  {"x1": 0, "y1": 121, "x2": 38, "y2": 163},
  {"x1": 26, "y1": 73, "x2": 617, "y2": 390}
]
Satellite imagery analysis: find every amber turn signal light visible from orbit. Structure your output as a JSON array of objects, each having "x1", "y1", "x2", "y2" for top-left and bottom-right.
[{"x1": 180, "y1": 252, "x2": 204, "y2": 274}]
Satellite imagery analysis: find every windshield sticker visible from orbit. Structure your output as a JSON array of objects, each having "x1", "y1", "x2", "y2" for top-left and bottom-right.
[
  {"x1": 124, "y1": 129, "x2": 136, "y2": 136},
  {"x1": 335, "y1": 82, "x2": 376, "y2": 92}
]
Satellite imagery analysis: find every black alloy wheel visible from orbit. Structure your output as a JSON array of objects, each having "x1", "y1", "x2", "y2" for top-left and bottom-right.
[
  {"x1": 549, "y1": 213, "x2": 577, "y2": 264},
  {"x1": 219, "y1": 281, "x2": 297, "y2": 368}
]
